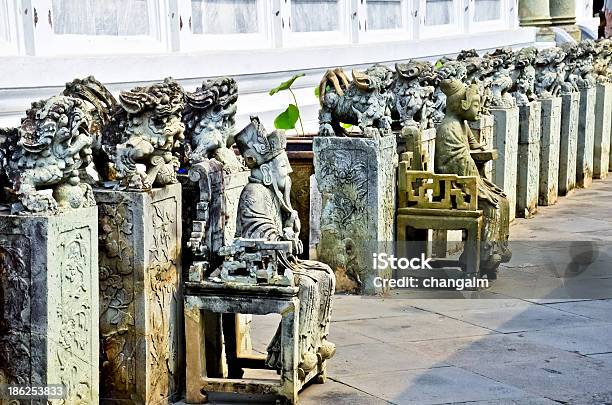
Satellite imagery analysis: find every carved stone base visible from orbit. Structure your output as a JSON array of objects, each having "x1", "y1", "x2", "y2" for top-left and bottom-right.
[
  {"x1": 0, "y1": 207, "x2": 99, "y2": 403},
  {"x1": 311, "y1": 135, "x2": 398, "y2": 294},
  {"x1": 468, "y1": 114, "x2": 495, "y2": 179},
  {"x1": 491, "y1": 107, "x2": 519, "y2": 221},
  {"x1": 517, "y1": 101, "x2": 541, "y2": 218},
  {"x1": 594, "y1": 83, "x2": 612, "y2": 179},
  {"x1": 577, "y1": 87, "x2": 596, "y2": 188},
  {"x1": 539, "y1": 97, "x2": 562, "y2": 206},
  {"x1": 559, "y1": 92, "x2": 580, "y2": 196},
  {"x1": 95, "y1": 184, "x2": 182, "y2": 405}
]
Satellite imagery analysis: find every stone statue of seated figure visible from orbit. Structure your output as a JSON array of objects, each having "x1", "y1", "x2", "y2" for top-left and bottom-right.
[
  {"x1": 233, "y1": 116, "x2": 336, "y2": 378},
  {"x1": 435, "y1": 79, "x2": 512, "y2": 278}
]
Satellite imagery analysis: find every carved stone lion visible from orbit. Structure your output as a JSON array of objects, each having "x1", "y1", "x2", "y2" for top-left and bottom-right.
[
  {"x1": 485, "y1": 47, "x2": 516, "y2": 108},
  {"x1": 392, "y1": 61, "x2": 437, "y2": 129},
  {"x1": 511, "y1": 46, "x2": 537, "y2": 106},
  {"x1": 318, "y1": 65, "x2": 394, "y2": 137},
  {"x1": 432, "y1": 60, "x2": 468, "y2": 123},
  {"x1": 534, "y1": 46, "x2": 567, "y2": 99},
  {"x1": 6, "y1": 96, "x2": 96, "y2": 213},
  {"x1": 113, "y1": 78, "x2": 186, "y2": 190},
  {"x1": 561, "y1": 41, "x2": 597, "y2": 92},
  {"x1": 183, "y1": 77, "x2": 243, "y2": 172}
]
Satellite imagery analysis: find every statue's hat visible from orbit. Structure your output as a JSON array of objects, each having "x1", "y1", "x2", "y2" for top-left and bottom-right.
[{"x1": 235, "y1": 116, "x2": 287, "y2": 168}]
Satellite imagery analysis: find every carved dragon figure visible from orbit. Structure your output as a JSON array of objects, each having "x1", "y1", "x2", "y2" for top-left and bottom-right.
[
  {"x1": 561, "y1": 41, "x2": 597, "y2": 92},
  {"x1": 5, "y1": 96, "x2": 96, "y2": 213},
  {"x1": 432, "y1": 60, "x2": 468, "y2": 123},
  {"x1": 392, "y1": 61, "x2": 437, "y2": 129},
  {"x1": 534, "y1": 46, "x2": 567, "y2": 98},
  {"x1": 318, "y1": 65, "x2": 394, "y2": 137},
  {"x1": 511, "y1": 46, "x2": 537, "y2": 106},
  {"x1": 113, "y1": 78, "x2": 186, "y2": 190},
  {"x1": 592, "y1": 39, "x2": 612, "y2": 83},
  {"x1": 183, "y1": 77, "x2": 243, "y2": 172}
]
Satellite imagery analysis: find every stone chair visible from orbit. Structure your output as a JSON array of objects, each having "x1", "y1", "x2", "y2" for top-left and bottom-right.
[{"x1": 396, "y1": 152, "x2": 484, "y2": 277}]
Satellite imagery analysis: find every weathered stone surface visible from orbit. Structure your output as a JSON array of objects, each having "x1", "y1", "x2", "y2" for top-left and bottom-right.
[
  {"x1": 95, "y1": 184, "x2": 182, "y2": 404},
  {"x1": 539, "y1": 97, "x2": 562, "y2": 206},
  {"x1": 491, "y1": 107, "x2": 519, "y2": 221},
  {"x1": 0, "y1": 207, "x2": 99, "y2": 403},
  {"x1": 312, "y1": 135, "x2": 397, "y2": 294},
  {"x1": 517, "y1": 101, "x2": 541, "y2": 218},
  {"x1": 469, "y1": 114, "x2": 495, "y2": 179},
  {"x1": 577, "y1": 87, "x2": 596, "y2": 188},
  {"x1": 593, "y1": 83, "x2": 612, "y2": 179},
  {"x1": 559, "y1": 92, "x2": 580, "y2": 195}
]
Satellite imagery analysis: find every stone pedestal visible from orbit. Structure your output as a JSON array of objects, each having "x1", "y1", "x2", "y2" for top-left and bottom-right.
[
  {"x1": 549, "y1": 0, "x2": 581, "y2": 41},
  {"x1": 517, "y1": 101, "x2": 541, "y2": 218},
  {"x1": 491, "y1": 107, "x2": 519, "y2": 222},
  {"x1": 0, "y1": 207, "x2": 99, "y2": 403},
  {"x1": 95, "y1": 184, "x2": 182, "y2": 404},
  {"x1": 312, "y1": 135, "x2": 397, "y2": 294},
  {"x1": 559, "y1": 92, "x2": 580, "y2": 195},
  {"x1": 469, "y1": 114, "x2": 494, "y2": 179},
  {"x1": 594, "y1": 83, "x2": 612, "y2": 179},
  {"x1": 577, "y1": 87, "x2": 596, "y2": 188},
  {"x1": 539, "y1": 97, "x2": 562, "y2": 206}
]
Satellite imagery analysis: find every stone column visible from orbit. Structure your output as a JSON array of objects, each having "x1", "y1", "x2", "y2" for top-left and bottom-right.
[
  {"x1": 0, "y1": 207, "x2": 99, "y2": 403},
  {"x1": 517, "y1": 101, "x2": 541, "y2": 218},
  {"x1": 490, "y1": 107, "x2": 519, "y2": 222},
  {"x1": 312, "y1": 135, "x2": 397, "y2": 294},
  {"x1": 559, "y1": 92, "x2": 580, "y2": 195},
  {"x1": 539, "y1": 97, "x2": 562, "y2": 206},
  {"x1": 593, "y1": 83, "x2": 612, "y2": 179},
  {"x1": 577, "y1": 86, "x2": 596, "y2": 188},
  {"x1": 519, "y1": 0, "x2": 555, "y2": 41},
  {"x1": 96, "y1": 184, "x2": 182, "y2": 404},
  {"x1": 469, "y1": 114, "x2": 495, "y2": 179},
  {"x1": 549, "y1": 0, "x2": 580, "y2": 40}
]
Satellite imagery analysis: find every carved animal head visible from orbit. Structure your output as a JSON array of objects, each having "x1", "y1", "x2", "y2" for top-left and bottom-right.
[
  {"x1": 456, "y1": 49, "x2": 479, "y2": 61},
  {"x1": 355, "y1": 64, "x2": 395, "y2": 92},
  {"x1": 17, "y1": 96, "x2": 91, "y2": 156},
  {"x1": 535, "y1": 47, "x2": 566, "y2": 67},
  {"x1": 183, "y1": 77, "x2": 238, "y2": 147},
  {"x1": 395, "y1": 61, "x2": 435, "y2": 82},
  {"x1": 514, "y1": 47, "x2": 537, "y2": 69},
  {"x1": 119, "y1": 78, "x2": 185, "y2": 150},
  {"x1": 436, "y1": 60, "x2": 468, "y2": 82}
]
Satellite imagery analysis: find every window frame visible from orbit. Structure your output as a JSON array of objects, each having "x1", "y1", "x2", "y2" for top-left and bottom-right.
[
  {"x1": 180, "y1": 0, "x2": 274, "y2": 51},
  {"x1": 419, "y1": 0, "x2": 464, "y2": 39},
  {"x1": 29, "y1": 0, "x2": 171, "y2": 56},
  {"x1": 467, "y1": 0, "x2": 508, "y2": 33},
  {"x1": 0, "y1": 0, "x2": 20, "y2": 55},
  {"x1": 359, "y1": 0, "x2": 412, "y2": 43},
  {"x1": 281, "y1": 0, "x2": 351, "y2": 47}
]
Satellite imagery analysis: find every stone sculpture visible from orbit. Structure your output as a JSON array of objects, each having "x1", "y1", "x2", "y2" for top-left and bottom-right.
[
  {"x1": 183, "y1": 77, "x2": 244, "y2": 172},
  {"x1": 432, "y1": 60, "x2": 468, "y2": 123},
  {"x1": 534, "y1": 47, "x2": 567, "y2": 98},
  {"x1": 592, "y1": 39, "x2": 612, "y2": 83},
  {"x1": 318, "y1": 66, "x2": 393, "y2": 137},
  {"x1": 561, "y1": 42, "x2": 597, "y2": 92},
  {"x1": 511, "y1": 46, "x2": 538, "y2": 106},
  {"x1": 1, "y1": 96, "x2": 97, "y2": 213},
  {"x1": 112, "y1": 78, "x2": 186, "y2": 190},
  {"x1": 485, "y1": 48, "x2": 517, "y2": 108},
  {"x1": 435, "y1": 79, "x2": 511, "y2": 278},
  {"x1": 392, "y1": 61, "x2": 437, "y2": 129},
  {"x1": 234, "y1": 116, "x2": 336, "y2": 377}
]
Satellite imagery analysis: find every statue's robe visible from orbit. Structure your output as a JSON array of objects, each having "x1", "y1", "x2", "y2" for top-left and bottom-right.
[
  {"x1": 434, "y1": 119, "x2": 511, "y2": 273},
  {"x1": 236, "y1": 180, "x2": 335, "y2": 371}
]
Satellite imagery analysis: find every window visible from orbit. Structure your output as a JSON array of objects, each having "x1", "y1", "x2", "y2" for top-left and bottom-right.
[
  {"x1": 473, "y1": 0, "x2": 500, "y2": 22},
  {"x1": 51, "y1": 0, "x2": 151, "y2": 35},
  {"x1": 469, "y1": 0, "x2": 507, "y2": 33},
  {"x1": 367, "y1": 0, "x2": 402, "y2": 30},
  {"x1": 0, "y1": 0, "x2": 18, "y2": 54},
  {"x1": 424, "y1": 0, "x2": 455, "y2": 26},
  {"x1": 185, "y1": 0, "x2": 271, "y2": 50},
  {"x1": 420, "y1": 0, "x2": 461, "y2": 38},
  {"x1": 30, "y1": 0, "x2": 169, "y2": 55},
  {"x1": 284, "y1": 0, "x2": 347, "y2": 46}
]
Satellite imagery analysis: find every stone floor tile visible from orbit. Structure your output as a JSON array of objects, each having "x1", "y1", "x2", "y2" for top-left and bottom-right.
[{"x1": 511, "y1": 323, "x2": 612, "y2": 355}]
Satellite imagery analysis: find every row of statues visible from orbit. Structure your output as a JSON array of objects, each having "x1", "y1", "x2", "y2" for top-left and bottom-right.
[{"x1": 317, "y1": 39, "x2": 612, "y2": 138}]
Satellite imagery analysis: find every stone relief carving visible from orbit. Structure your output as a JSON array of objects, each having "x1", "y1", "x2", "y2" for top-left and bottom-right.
[
  {"x1": 113, "y1": 78, "x2": 186, "y2": 191},
  {"x1": 233, "y1": 117, "x2": 336, "y2": 378},
  {"x1": 392, "y1": 61, "x2": 437, "y2": 129},
  {"x1": 318, "y1": 66, "x2": 393, "y2": 137},
  {"x1": 183, "y1": 77, "x2": 244, "y2": 172},
  {"x1": 534, "y1": 47, "x2": 567, "y2": 98},
  {"x1": 435, "y1": 78, "x2": 511, "y2": 278},
  {"x1": 3, "y1": 96, "x2": 97, "y2": 214},
  {"x1": 99, "y1": 200, "x2": 136, "y2": 398},
  {"x1": 511, "y1": 46, "x2": 538, "y2": 106}
]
